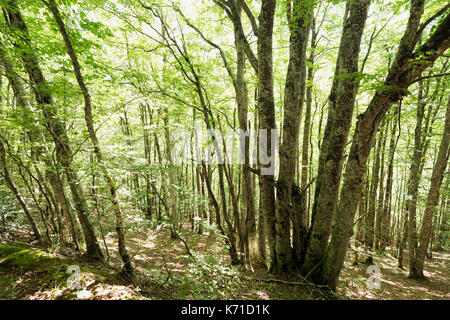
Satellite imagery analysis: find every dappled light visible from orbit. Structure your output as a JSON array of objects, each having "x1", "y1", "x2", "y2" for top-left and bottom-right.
[{"x1": 0, "y1": 0, "x2": 448, "y2": 302}]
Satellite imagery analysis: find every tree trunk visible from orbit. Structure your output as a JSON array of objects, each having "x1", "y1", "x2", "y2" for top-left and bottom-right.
[
  {"x1": 406, "y1": 79, "x2": 427, "y2": 277},
  {"x1": 276, "y1": 0, "x2": 311, "y2": 272},
  {"x1": 163, "y1": 114, "x2": 178, "y2": 238},
  {"x1": 365, "y1": 124, "x2": 383, "y2": 262},
  {"x1": 301, "y1": 0, "x2": 370, "y2": 281},
  {"x1": 45, "y1": 0, "x2": 132, "y2": 275},
  {"x1": 257, "y1": 0, "x2": 277, "y2": 272},
  {"x1": 321, "y1": 2, "x2": 449, "y2": 290},
  {"x1": 301, "y1": 12, "x2": 317, "y2": 237},
  {"x1": 410, "y1": 95, "x2": 450, "y2": 278},
  {"x1": 140, "y1": 103, "x2": 153, "y2": 220},
  {"x1": 3, "y1": 0, "x2": 104, "y2": 260},
  {"x1": 375, "y1": 122, "x2": 387, "y2": 251},
  {"x1": 380, "y1": 109, "x2": 400, "y2": 251}
]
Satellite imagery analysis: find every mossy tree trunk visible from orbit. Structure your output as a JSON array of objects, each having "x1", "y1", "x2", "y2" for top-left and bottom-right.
[
  {"x1": 321, "y1": 2, "x2": 450, "y2": 290},
  {"x1": 301, "y1": 0, "x2": 370, "y2": 281}
]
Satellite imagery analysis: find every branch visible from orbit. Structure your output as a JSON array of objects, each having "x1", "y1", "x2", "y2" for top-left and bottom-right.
[
  {"x1": 159, "y1": 253, "x2": 172, "y2": 287},
  {"x1": 173, "y1": 5, "x2": 237, "y2": 84},
  {"x1": 213, "y1": 0, "x2": 232, "y2": 18},
  {"x1": 243, "y1": 276, "x2": 329, "y2": 288},
  {"x1": 416, "y1": 4, "x2": 450, "y2": 40},
  {"x1": 237, "y1": 0, "x2": 258, "y2": 37},
  {"x1": 353, "y1": 213, "x2": 368, "y2": 226},
  {"x1": 412, "y1": 72, "x2": 450, "y2": 84},
  {"x1": 214, "y1": 0, "x2": 258, "y2": 74}
]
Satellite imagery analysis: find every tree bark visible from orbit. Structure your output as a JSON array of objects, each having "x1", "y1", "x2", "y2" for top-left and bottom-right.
[
  {"x1": 257, "y1": 0, "x2": 277, "y2": 272},
  {"x1": 3, "y1": 0, "x2": 104, "y2": 260},
  {"x1": 276, "y1": 0, "x2": 311, "y2": 272},
  {"x1": 380, "y1": 109, "x2": 400, "y2": 251},
  {"x1": 365, "y1": 124, "x2": 383, "y2": 262},
  {"x1": 45, "y1": 0, "x2": 132, "y2": 274},
  {"x1": 322, "y1": 1, "x2": 450, "y2": 290},
  {"x1": 375, "y1": 122, "x2": 387, "y2": 251},
  {"x1": 410, "y1": 95, "x2": 450, "y2": 278},
  {"x1": 301, "y1": 0, "x2": 370, "y2": 281},
  {"x1": 230, "y1": 2, "x2": 255, "y2": 265}
]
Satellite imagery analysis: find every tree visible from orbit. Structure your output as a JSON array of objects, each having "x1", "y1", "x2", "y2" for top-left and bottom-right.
[
  {"x1": 43, "y1": 0, "x2": 133, "y2": 276},
  {"x1": 409, "y1": 94, "x2": 450, "y2": 278},
  {"x1": 322, "y1": 1, "x2": 450, "y2": 290},
  {"x1": 2, "y1": 0, "x2": 104, "y2": 260},
  {"x1": 257, "y1": 0, "x2": 277, "y2": 272},
  {"x1": 301, "y1": 0, "x2": 370, "y2": 281}
]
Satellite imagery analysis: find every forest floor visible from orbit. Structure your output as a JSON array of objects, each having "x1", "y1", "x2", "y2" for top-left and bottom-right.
[{"x1": 0, "y1": 224, "x2": 449, "y2": 300}]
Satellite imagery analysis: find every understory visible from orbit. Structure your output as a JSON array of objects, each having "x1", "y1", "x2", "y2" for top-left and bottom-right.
[{"x1": 1, "y1": 225, "x2": 448, "y2": 300}]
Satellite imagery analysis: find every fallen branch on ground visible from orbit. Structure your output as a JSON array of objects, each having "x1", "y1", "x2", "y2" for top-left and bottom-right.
[{"x1": 242, "y1": 275, "x2": 330, "y2": 288}]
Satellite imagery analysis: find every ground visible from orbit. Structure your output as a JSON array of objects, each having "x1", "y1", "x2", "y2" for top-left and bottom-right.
[
  {"x1": 339, "y1": 249, "x2": 450, "y2": 299},
  {"x1": 0, "y1": 224, "x2": 448, "y2": 300}
]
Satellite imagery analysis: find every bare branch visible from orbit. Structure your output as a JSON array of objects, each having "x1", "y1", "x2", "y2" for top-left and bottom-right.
[{"x1": 237, "y1": 0, "x2": 258, "y2": 37}]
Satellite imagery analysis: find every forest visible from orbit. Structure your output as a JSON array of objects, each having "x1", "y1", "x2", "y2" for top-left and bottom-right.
[{"x1": 0, "y1": 0, "x2": 449, "y2": 301}]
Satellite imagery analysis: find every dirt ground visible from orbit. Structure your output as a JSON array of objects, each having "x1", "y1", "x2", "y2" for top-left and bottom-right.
[
  {"x1": 102, "y1": 224, "x2": 450, "y2": 300},
  {"x1": 1, "y1": 225, "x2": 448, "y2": 300}
]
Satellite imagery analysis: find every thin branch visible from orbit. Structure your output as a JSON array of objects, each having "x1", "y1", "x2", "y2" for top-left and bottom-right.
[
  {"x1": 412, "y1": 72, "x2": 450, "y2": 84},
  {"x1": 173, "y1": 5, "x2": 237, "y2": 85},
  {"x1": 416, "y1": 4, "x2": 450, "y2": 40},
  {"x1": 237, "y1": 0, "x2": 258, "y2": 37}
]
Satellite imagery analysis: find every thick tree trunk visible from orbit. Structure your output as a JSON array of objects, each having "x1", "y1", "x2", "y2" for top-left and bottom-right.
[
  {"x1": 321, "y1": 3, "x2": 450, "y2": 290},
  {"x1": 276, "y1": 0, "x2": 311, "y2": 272},
  {"x1": 301, "y1": 0, "x2": 370, "y2": 281},
  {"x1": 257, "y1": 0, "x2": 277, "y2": 272}
]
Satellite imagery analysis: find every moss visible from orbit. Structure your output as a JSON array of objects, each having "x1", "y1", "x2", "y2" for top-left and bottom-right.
[
  {"x1": 0, "y1": 244, "x2": 143, "y2": 300},
  {"x1": 0, "y1": 244, "x2": 26, "y2": 258},
  {"x1": 0, "y1": 244, "x2": 71, "y2": 299},
  {"x1": 0, "y1": 246, "x2": 61, "y2": 270},
  {"x1": 0, "y1": 273, "x2": 17, "y2": 299}
]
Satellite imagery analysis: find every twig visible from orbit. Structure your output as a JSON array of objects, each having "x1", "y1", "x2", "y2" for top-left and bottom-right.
[
  {"x1": 159, "y1": 253, "x2": 172, "y2": 287},
  {"x1": 412, "y1": 72, "x2": 450, "y2": 84},
  {"x1": 243, "y1": 275, "x2": 329, "y2": 288}
]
